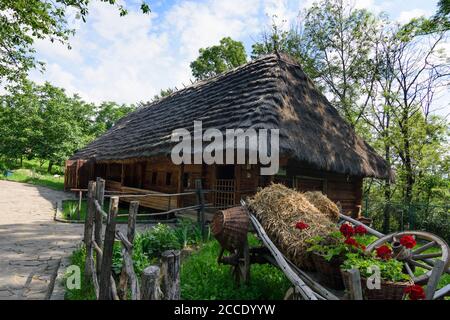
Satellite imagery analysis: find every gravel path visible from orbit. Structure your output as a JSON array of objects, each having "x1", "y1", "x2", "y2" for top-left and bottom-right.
[
  {"x1": 0, "y1": 180, "x2": 82, "y2": 300},
  {"x1": 0, "y1": 180, "x2": 156, "y2": 300}
]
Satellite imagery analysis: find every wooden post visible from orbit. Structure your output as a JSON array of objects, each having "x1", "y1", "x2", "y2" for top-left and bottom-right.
[
  {"x1": 98, "y1": 196, "x2": 119, "y2": 300},
  {"x1": 426, "y1": 259, "x2": 445, "y2": 300},
  {"x1": 95, "y1": 177, "x2": 105, "y2": 274},
  {"x1": 195, "y1": 179, "x2": 206, "y2": 241},
  {"x1": 141, "y1": 265, "x2": 162, "y2": 300},
  {"x1": 347, "y1": 269, "x2": 363, "y2": 300},
  {"x1": 83, "y1": 181, "x2": 96, "y2": 284},
  {"x1": 77, "y1": 190, "x2": 82, "y2": 220},
  {"x1": 118, "y1": 201, "x2": 139, "y2": 299},
  {"x1": 161, "y1": 250, "x2": 181, "y2": 300}
]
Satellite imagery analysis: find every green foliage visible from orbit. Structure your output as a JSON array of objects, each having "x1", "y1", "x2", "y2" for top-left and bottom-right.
[
  {"x1": 140, "y1": 223, "x2": 182, "y2": 257},
  {"x1": 180, "y1": 238, "x2": 290, "y2": 300},
  {"x1": 64, "y1": 245, "x2": 96, "y2": 300},
  {"x1": 0, "y1": 0, "x2": 150, "y2": 85},
  {"x1": 307, "y1": 231, "x2": 375, "y2": 261},
  {"x1": 0, "y1": 167, "x2": 64, "y2": 190},
  {"x1": 190, "y1": 37, "x2": 247, "y2": 80},
  {"x1": 0, "y1": 81, "x2": 135, "y2": 171},
  {"x1": 93, "y1": 102, "x2": 136, "y2": 134},
  {"x1": 111, "y1": 220, "x2": 203, "y2": 277},
  {"x1": 173, "y1": 218, "x2": 204, "y2": 247},
  {"x1": 151, "y1": 88, "x2": 175, "y2": 102},
  {"x1": 342, "y1": 253, "x2": 410, "y2": 282}
]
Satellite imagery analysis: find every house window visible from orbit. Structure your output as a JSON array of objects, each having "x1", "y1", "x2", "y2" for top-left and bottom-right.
[
  {"x1": 166, "y1": 172, "x2": 172, "y2": 186},
  {"x1": 151, "y1": 172, "x2": 157, "y2": 185}
]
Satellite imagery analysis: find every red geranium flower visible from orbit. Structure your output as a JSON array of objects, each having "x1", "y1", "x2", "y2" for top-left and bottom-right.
[
  {"x1": 340, "y1": 223, "x2": 354, "y2": 238},
  {"x1": 404, "y1": 284, "x2": 425, "y2": 300},
  {"x1": 354, "y1": 225, "x2": 367, "y2": 235},
  {"x1": 359, "y1": 245, "x2": 366, "y2": 250},
  {"x1": 376, "y1": 245, "x2": 392, "y2": 260},
  {"x1": 295, "y1": 221, "x2": 309, "y2": 230},
  {"x1": 400, "y1": 235, "x2": 416, "y2": 249},
  {"x1": 344, "y1": 237, "x2": 358, "y2": 247}
]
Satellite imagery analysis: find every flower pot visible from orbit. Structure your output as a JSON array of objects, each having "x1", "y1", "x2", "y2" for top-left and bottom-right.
[
  {"x1": 311, "y1": 253, "x2": 345, "y2": 290},
  {"x1": 341, "y1": 269, "x2": 412, "y2": 300}
]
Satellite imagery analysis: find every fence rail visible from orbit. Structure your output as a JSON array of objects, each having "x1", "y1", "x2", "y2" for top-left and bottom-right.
[
  {"x1": 82, "y1": 177, "x2": 209, "y2": 300},
  {"x1": 362, "y1": 198, "x2": 450, "y2": 241}
]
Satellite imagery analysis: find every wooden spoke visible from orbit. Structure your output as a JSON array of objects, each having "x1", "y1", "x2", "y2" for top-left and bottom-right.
[
  {"x1": 404, "y1": 262, "x2": 415, "y2": 278},
  {"x1": 409, "y1": 260, "x2": 433, "y2": 271},
  {"x1": 412, "y1": 252, "x2": 442, "y2": 260},
  {"x1": 413, "y1": 241, "x2": 436, "y2": 254},
  {"x1": 367, "y1": 231, "x2": 449, "y2": 286}
]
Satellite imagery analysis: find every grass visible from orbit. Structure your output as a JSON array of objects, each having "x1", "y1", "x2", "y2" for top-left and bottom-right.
[
  {"x1": 63, "y1": 223, "x2": 450, "y2": 300},
  {"x1": 61, "y1": 199, "x2": 164, "y2": 222},
  {"x1": 180, "y1": 235, "x2": 291, "y2": 300},
  {"x1": 64, "y1": 228, "x2": 290, "y2": 300},
  {"x1": 64, "y1": 245, "x2": 96, "y2": 300},
  {"x1": 0, "y1": 159, "x2": 64, "y2": 190}
]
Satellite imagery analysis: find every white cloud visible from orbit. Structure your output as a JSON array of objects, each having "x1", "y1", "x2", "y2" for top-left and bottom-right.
[
  {"x1": 397, "y1": 9, "x2": 431, "y2": 24},
  {"x1": 30, "y1": 0, "x2": 269, "y2": 104},
  {"x1": 27, "y1": 0, "x2": 441, "y2": 107}
]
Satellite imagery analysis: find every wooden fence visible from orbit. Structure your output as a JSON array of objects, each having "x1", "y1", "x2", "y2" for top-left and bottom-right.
[{"x1": 83, "y1": 177, "x2": 206, "y2": 300}]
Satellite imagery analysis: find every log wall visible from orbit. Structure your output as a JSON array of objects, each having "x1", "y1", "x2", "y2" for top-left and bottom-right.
[{"x1": 65, "y1": 156, "x2": 365, "y2": 215}]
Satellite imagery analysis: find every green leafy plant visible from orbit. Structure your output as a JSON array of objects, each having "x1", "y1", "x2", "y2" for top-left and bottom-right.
[
  {"x1": 140, "y1": 223, "x2": 182, "y2": 258},
  {"x1": 173, "y1": 219, "x2": 203, "y2": 247},
  {"x1": 307, "y1": 231, "x2": 364, "y2": 261},
  {"x1": 342, "y1": 253, "x2": 410, "y2": 282}
]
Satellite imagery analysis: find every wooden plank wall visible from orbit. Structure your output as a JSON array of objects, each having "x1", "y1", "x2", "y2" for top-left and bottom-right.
[{"x1": 286, "y1": 159, "x2": 363, "y2": 216}]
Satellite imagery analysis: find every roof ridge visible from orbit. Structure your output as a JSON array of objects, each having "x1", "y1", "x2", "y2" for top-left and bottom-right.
[{"x1": 142, "y1": 53, "x2": 281, "y2": 108}]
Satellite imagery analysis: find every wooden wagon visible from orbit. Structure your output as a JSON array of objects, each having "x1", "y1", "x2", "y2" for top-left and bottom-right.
[{"x1": 211, "y1": 200, "x2": 450, "y2": 300}]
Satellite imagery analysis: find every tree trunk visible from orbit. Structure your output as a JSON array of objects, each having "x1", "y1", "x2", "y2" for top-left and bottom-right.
[
  {"x1": 382, "y1": 144, "x2": 391, "y2": 234},
  {"x1": 404, "y1": 137, "x2": 414, "y2": 206},
  {"x1": 47, "y1": 160, "x2": 54, "y2": 173}
]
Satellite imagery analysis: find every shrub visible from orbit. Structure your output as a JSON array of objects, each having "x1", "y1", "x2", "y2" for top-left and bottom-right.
[{"x1": 140, "y1": 223, "x2": 182, "y2": 257}]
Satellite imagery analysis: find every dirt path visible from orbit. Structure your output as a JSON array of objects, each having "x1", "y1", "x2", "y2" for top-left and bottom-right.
[{"x1": 0, "y1": 180, "x2": 82, "y2": 299}]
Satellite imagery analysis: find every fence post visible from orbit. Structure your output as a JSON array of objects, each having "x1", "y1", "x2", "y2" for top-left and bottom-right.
[
  {"x1": 141, "y1": 265, "x2": 162, "y2": 300},
  {"x1": 95, "y1": 177, "x2": 105, "y2": 274},
  {"x1": 77, "y1": 190, "x2": 82, "y2": 220},
  {"x1": 118, "y1": 201, "x2": 139, "y2": 299},
  {"x1": 98, "y1": 196, "x2": 119, "y2": 300},
  {"x1": 347, "y1": 269, "x2": 363, "y2": 300},
  {"x1": 161, "y1": 250, "x2": 180, "y2": 300},
  {"x1": 83, "y1": 181, "x2": 96, "y2": 284},
  {"x1": 195, "y1": 179, "x2": 206, "y2": 241}
]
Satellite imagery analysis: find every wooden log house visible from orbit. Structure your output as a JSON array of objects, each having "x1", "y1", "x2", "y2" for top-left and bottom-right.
[{"x1": 65, "y1": 53, "x2": 392, "y2": 216}]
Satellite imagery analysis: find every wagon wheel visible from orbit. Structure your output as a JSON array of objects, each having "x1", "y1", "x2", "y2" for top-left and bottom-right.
[
  {"x1": 365, "y1": 231, "x2": 450, "y2": 285},
  {"x1": 231, "y1": 239, "x2": 250, "y2": 285},
  {"x1": 284, "y1": 287, "x2": 302, "y2": 300}
]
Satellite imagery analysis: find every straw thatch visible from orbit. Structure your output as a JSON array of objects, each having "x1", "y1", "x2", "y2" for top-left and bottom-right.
[
  {"x1": 303, "y1": 191, "x2": 340, "y2": 222},
  {"x1": 70, "y1": 53, "x2": 392, "y2": 180},
  {"x1": 247, "y1": 184, "x2": 337, "y2": 268}
]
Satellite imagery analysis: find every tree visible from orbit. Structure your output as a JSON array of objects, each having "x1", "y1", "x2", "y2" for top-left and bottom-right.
[
  {"x1": 190, "y1": 37, "x2": 247, "y2": 80},
  {"x1": 93, "y1": 101, "x2": 136, "y2": 135},
  {"x1": 0, "y1": 0, "x2": 150, "y2": 85},
  {"x1": 251, "y1": 17, "x2": 303, "y2": 59},
  {"x1": 0, "y1": 81, "x2": 39, "y2": 164},
  {"x1": 152, "y1": 88, "x2": 175, "y2": 102},
  {"x1": 251, "y1": 0, "x2": 382, "y2": 127}
]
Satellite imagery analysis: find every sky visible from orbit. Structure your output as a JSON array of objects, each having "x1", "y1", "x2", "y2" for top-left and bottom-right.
[{"x1": 28, "y1": 0, "x2": 447, "y2": 113}]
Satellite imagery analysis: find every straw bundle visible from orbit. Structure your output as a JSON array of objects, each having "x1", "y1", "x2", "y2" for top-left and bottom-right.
[
  {"x1": 303, "y1": 191, "x2": 340, "y2": 222},
  {"x1": 247, "y1": 184, "x2": 337, "y2": 268}
]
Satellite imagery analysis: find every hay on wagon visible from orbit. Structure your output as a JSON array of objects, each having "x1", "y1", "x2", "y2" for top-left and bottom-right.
[
  {"x1": 303, "y1": 191, "x2": 340, "y2": 222},
  {"x1": 247, "y1": 184, "x2": 338, "y2": 268}
]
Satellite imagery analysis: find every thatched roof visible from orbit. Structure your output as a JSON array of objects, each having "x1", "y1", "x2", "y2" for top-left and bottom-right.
[{"x1": 70, "y1": 53, "x2": 392, "y2": 180}]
